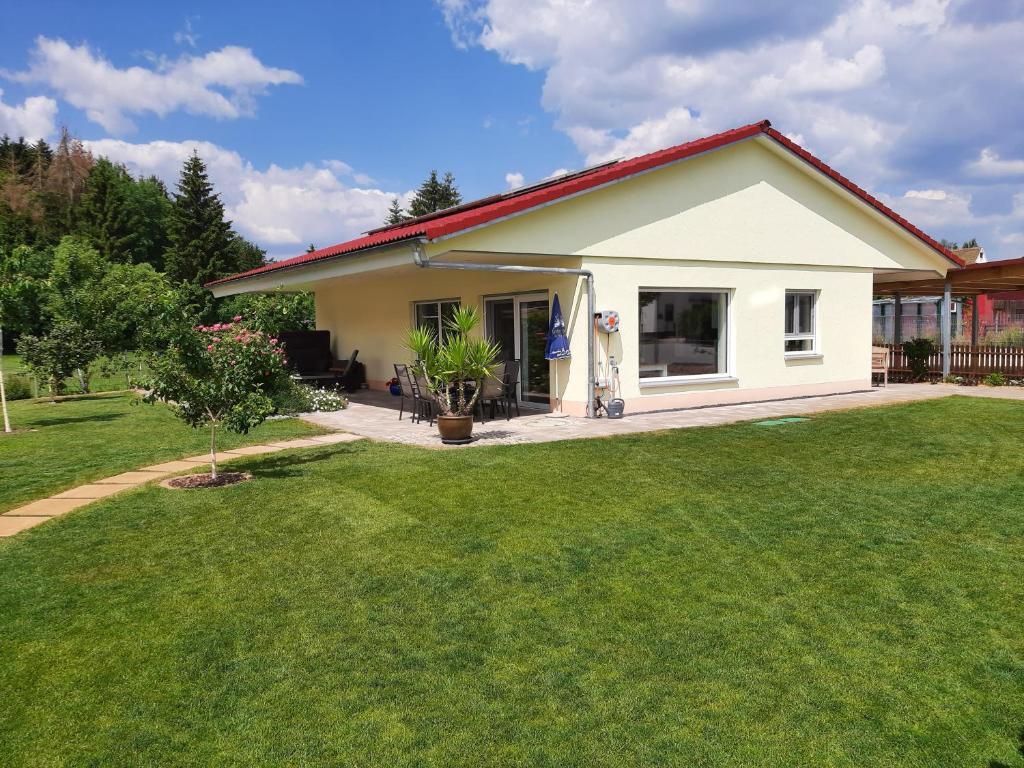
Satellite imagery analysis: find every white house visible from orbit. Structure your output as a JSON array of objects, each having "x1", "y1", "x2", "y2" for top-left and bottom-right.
[{"x1": 209, "y1": 120, "x2": 962, "y2": 416}]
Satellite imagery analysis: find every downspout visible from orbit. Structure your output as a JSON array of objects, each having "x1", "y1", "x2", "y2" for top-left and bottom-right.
[{"x1": 412, "y1": 239, "x2": 597, "y2": 417}]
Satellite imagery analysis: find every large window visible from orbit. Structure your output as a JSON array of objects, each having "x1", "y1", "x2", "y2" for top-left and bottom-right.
[
  {"x1": 639, "y1": 290, "x2": 728, "y2": 379},
  {"x1": 415, "y1": 299, "x2": 460, "y2": 341},
  {"x1": 784, "y1": 291, "x2": 817, "y2": 353}
]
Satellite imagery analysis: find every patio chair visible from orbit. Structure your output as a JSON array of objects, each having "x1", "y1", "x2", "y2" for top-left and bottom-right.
[
  {"x1": 493, "y1": 359, "x2": 521, "y2": 419},
  {"x1": 871, "y1": 346, "x2": 889, "y2": 387},
  {"x1": 414, "y1": 373, "x2": 439, "y2": 426},
  {"x1": 394, "y1": 364, "x2": 420, "y2": 421},
  {"x1": 331, "y1": 349, "x2": 366, "y2": 392},
  {"x1": 476, "y1": 371, "x2": 505, "y2": 422}
]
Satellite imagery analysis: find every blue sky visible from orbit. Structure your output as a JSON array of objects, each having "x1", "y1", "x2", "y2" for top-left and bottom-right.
[{"x1": 1, "y1": 1, "x2": 1022, "y2": 259}]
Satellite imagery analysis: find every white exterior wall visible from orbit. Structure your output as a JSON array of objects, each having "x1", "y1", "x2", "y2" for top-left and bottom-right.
[{"x1": 582, "y1": 258, "x2": 873, "y2": 414}]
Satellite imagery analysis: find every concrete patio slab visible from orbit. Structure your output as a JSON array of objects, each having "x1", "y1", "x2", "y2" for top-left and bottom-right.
[
  {"x1": 4, "y1": 497, "x2": 92, "y2": 518},
  {"x1": 52, "y1": 483, "x2": 136, "y2": 500},
  {"x1": 0, "y1": 516, "x2": 48, "y2": 536}
]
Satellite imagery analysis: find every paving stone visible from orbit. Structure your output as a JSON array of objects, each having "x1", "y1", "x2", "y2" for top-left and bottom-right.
[
  {"x1": 96, "y1": 470, "x2": 168, "y2": 485},
  {"x1": 52, "y1": 483, "x2": 136, "y2": 500},
  {"x1": 309, "y1": 432, "x2": 364, "y2": 444},
  {"x1": 0, "y1": 516, "x2": 48, "y2": 536},
  {"x1": 138, "y1": 460, "x2": 209, "y2": 472},
  {"x1": 4, "y1": 497, "x2": 91, "y2": 517},
  {"x1": 220, "y1": 444, "x2": 286, "y2": 456},
  {"x1": 268, "y1": 438, "x2": 328, "y2": 448}
]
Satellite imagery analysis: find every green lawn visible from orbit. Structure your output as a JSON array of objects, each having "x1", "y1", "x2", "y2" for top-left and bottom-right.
[
  {"x1": 0, "y1": 393, "x2": 322, "y2": 512},
  {"x1": 2, "y1": 397, "x2": 1024, "y2": 766}
]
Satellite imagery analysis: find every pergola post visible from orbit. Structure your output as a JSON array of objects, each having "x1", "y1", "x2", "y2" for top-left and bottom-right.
[
  {"x1": 971, "y1": 296, "x2": 979, "y2": 345},
  {"x1": 893, "y1": 292, "x2": 902, "y2": 345},
  {"x1": 941, "y1": 281, "x2": 952, "y2": 377}
]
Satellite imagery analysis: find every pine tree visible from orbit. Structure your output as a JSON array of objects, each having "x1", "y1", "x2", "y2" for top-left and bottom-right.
[
  {"x1": 128, "y1": 176, "x2": 172, "y2": 271},
  {"x1": 227, "y1": 234, "x2": 267, "y2": 273},
  {"x1": 78, "y1": 159, "x2": 138, "y2": 263},
  {"x1": 384, "y1": 198, "x2": 405, "y2": 226},
  {"x1": 407, "y1": 170, "x2": 461, "y2": 218},
  {"x1": 164, "y1": 152, "x2": 234, "y2": 285},
  {"x1": 439, "y1": 172, "x2": 462, "y2": 209}
]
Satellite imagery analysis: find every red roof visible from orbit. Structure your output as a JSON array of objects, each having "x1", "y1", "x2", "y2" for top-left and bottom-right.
[{"x1": 208, "y1": 119, "x2": 962, "y2": 287}]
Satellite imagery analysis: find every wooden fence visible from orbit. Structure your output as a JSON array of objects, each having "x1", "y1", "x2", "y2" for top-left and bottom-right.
[{"x1": 882, "y1": 343, "x2": 1024, "y2": 379}]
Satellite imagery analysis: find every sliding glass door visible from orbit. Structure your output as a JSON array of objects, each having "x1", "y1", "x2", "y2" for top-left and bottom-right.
[{"x1": 485, "y1": 293, "x2": 550, "y2": 407}]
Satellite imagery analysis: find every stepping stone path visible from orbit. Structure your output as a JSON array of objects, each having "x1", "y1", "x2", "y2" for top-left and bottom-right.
[{"x1": 0, "y1": 432, "x2": 363, "y2": 538}]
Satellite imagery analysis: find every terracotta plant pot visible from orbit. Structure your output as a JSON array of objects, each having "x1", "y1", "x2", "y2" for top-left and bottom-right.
[{"x1": 436, "y1": 414, "x2": 474, "y2": 444}]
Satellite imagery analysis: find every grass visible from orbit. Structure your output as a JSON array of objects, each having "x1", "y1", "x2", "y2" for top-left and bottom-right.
[
  {"x1": 0, "y1": 392, "x2": 322, "y2": 512},
  {"x1": 2, "y1": 396, "x2": 1024, "y2": 766}
]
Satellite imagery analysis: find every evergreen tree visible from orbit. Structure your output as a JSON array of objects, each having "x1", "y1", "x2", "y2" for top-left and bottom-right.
[
  {"x1": 384, "y1": 197, "x2": 406, "y2": 226},
  {"x1": 407, "y1": 170, "x2": 462, "y2": 218},
  {"x1": 440, "y1": 171, "x2": 462, "y2": 209},
  {"x1": 78, "y1": 159, "x2": 138, "y2": 263},
  {"x1": 227, "y1": 234, "x2": 267, "y2": 274},
  {"x1": 127, "y1": 176, "x2": 172, "y2": 271},
  {"x1": 164, "y1": 152, "x2": 234, "y2": 285}
]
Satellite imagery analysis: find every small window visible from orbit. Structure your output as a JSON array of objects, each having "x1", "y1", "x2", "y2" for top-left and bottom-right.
[
  {"x1": 414, "y1": 299, "x2": 460, "y2": 341},
  {"x1": 639, "y1": 290, "x2": 728, "y2": 379},
  {"x1": 785, "y1": 291, "x2": 817, "y2": 353}
]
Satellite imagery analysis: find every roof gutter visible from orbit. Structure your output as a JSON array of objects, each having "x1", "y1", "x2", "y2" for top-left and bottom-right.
[{"x1": 411, "y1": 240, "x2": 597, "y2": 418}]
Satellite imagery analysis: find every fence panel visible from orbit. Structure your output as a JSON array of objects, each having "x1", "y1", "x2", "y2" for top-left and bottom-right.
[{"x1": 882, "y1": 343, "x2": 1024, "y2": 379}]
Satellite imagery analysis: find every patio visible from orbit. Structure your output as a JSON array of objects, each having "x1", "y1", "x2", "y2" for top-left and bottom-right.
[{"x1": 303, "y1": 383, "x2": 1024, "y2": 448}]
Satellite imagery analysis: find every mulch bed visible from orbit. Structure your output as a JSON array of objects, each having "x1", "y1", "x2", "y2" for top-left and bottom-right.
[{"x1": 161, "y1": 472, "x2": 251, "y2": 490}]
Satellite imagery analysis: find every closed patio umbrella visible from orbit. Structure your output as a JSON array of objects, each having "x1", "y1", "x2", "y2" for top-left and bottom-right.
[{"x1": 545, "y1": 293, "x2": 571, "y2": 415}]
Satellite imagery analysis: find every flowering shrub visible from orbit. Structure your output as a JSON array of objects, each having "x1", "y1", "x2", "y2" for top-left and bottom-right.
[
  {"x1": 275, "y1": 379, "x2": 348, "y2": 415},
  {"x1": 143, "y1": 317, "x2": 290, "y2": 478}
]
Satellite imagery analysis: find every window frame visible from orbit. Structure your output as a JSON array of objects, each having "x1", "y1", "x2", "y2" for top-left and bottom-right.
[
  {"x1": 413, "y1": 298, "x2": 461, "y2": 341},
  {"x1": 637, "y1": 287, "x2": 734, "y2": 386},
  {"x1": 784, "y1": 290, "x2": 819, "y2": 357}
]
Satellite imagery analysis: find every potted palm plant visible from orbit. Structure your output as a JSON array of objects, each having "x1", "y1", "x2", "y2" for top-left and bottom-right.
[{"x1": 407, "y1": 305, "x2": 501, "y2": 444}]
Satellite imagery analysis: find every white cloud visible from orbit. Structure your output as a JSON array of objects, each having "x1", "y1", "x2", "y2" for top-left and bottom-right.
[
  {"x1": 505, "y1": 171, "x2": 524, "y2": 189},
  {"x1": 905, "y1": 189, "x2": 949, "y2": 201},
  {"x1": 6, "y1": 36, "x2": 302, "y2": 133},
  {"x1": 0, "y1": 88, "x2": 57, "y2": 140},
  {"x1": 174, "y1": 17, "x2": 199, "y2": 48},
  {"x1": 967, "y1": 148, "x2": 1024, "y2": 178},
  {"x1": 882, "y1": 188, "x2": 973, "y2": 228},
  {"x1": 439, "y1": 0, "x2": 1024, "y2": 257},
  {"x1": 84, "y1": 138, "x2": 406, "y2": 259}
]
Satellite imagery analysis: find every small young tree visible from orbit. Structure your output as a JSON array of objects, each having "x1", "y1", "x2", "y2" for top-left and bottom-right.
[
  {"x1": 16, "y1": 321, "x2": 103, "y2": 400},
  {"x1": 144, "y1": 319, "x2": 290, "y2": 478}
]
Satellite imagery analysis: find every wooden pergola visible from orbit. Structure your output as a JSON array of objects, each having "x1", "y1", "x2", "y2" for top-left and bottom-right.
[{"x1": 873, "y1": 256, "x2": 1024, "y2": 374}]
